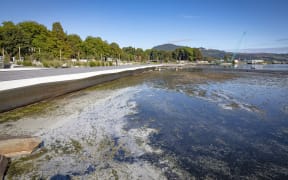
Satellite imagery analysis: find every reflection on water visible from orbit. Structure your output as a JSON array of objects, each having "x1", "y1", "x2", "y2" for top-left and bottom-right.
[
  {"x1": 2, "y1": 67, "x2": 287, "y2": 179},
  {"x1": 125, "y1": 68, "x2": 288, "y2": 179}
]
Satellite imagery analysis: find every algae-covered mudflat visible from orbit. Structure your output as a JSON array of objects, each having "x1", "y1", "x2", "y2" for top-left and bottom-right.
[{"x1": 1, "y1": 67, "x2": 288, "y2": 179}]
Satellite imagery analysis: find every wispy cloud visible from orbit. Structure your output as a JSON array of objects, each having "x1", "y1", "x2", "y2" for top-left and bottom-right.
[
  {"x1": 276, "y1": 38, "x2": 288, "y2": 42},
  {"x1": 182, "y1": 15, "x2": 201, "y2": 19},
  {"x1": 168, "y1": 39, "x2": 193, "y2": 43}
]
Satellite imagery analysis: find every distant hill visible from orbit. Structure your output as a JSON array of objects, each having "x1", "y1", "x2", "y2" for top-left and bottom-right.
[
  {"x1": 200, "y1": 48, "x2": 288, "y2": 62},
  {"x1": 152, "y1": 44, "x2": 182, "y2": 51},
  {"x1": 199, "y1": 48, "x2": 228, "y2": 59},
  {"x1": 152, "y1": 44, "x2": 288, "y2": 62},
  {"x1": 237, "y1": 53, "x2": 288, "y2": 62}
]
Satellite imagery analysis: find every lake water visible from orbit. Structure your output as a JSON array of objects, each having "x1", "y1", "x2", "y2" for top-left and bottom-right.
[
  {"x1": 2, "y1": 67, "x2": 288, "y2": 179},
  {"x1": 235, "y1": 64, "x2": 288, "y2": 71},
  {"x1": 121, "y1": 68, "x2": 288, "y2": 179}
]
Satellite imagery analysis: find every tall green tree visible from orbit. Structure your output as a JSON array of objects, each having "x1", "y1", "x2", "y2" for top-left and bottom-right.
[
  {"x1": 109, "y1": 42, "x2": 122, "y2": 59},
  {"x1": 51, "y1": 22, "x2": 71, "y2": 59},
  {"x1": 82, "y1": 36, "x2": 110, "y2": 60},
  {"x1": 172, "y1": 47, "x2": 196, "y2": 61},
  {"x1": 123, "y1": 46, "x2": 136, "y2": 61},
  {"x1": 0, "y1": 21, "x2": 26, "y2": 60},
  {"x1": 193, "y1": 48, "x2": 203, "y2": 61},
  {"x1": 67, "y1": 34, "x2": 82, "y2": 59},
  {"x1": 18, "y1": 21, "x2": 50, "y2": 60}
]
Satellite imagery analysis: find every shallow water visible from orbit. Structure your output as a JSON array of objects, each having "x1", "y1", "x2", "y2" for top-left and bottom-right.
[
  {"x1": 2, "y1": 67, "x2": 288, "y2": 179},
  {"x1": 123, "y1": 68, "x2": 288, "y2": 179},
  {"x1": 236, "y1": 64, "x2": 288, "y2": 71}
]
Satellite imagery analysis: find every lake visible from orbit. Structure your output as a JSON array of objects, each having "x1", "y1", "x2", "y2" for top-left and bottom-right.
[
  {"x1": 235, "y1": 64, "x2": 288, "y2": 71},
  {"x1": 1, "y1": 66, "x2": 288, "y2": 179}
]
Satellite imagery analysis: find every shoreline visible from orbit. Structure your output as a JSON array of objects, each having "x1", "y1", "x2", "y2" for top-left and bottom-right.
[
  {"x1": 0, "y1": 65, "x2": 161, "y2": 113},
  {"x1": 0, "y1": 66, "x2": 287, "y2": 179},
  {"x1": 1, "y1": 63, "x2": 287, "y2": 113},
  {"x1": 0, "y1": 86, "x2": 168, "y2": 179}
]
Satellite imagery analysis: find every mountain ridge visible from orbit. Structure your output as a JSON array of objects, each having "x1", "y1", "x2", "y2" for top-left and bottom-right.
[
  {"x1": 152, "y1": 44, "x2": 288, "y2": 62},
  {"x1": 152, "y1": 44, "x2": 183, "y2": 51}
]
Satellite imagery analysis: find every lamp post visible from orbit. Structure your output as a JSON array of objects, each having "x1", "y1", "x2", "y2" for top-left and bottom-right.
[{"x1": 18, "y1": 46, "x2": 21, "y2": 62}]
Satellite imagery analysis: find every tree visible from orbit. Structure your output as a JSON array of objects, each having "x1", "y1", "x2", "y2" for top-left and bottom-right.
[
  {"x1": 172, "y1": 47, "x2": 200, "y2": 61},
  {"x1": 52, "y1": 22, "x2": 66, "y2": 41},
  {"x1": 0, "y1": 21, "x2": 26, "y2": 60},
  {"x1": 110, "y1": 42, "x2": 121, "y2": 59},
  {"x1": 81, "y1": 36, "x2": 111, "y2": 60},
  {"x1": 193, "y1": 48, "x2": 203, "y2": 61},
  {"x1": 18, "y1": 21, "x2": 50, "y2": 60},
  {"x1": 51, "y1": 22, "x2": 70, "y2": 59},
  {"x1": 224, "y1": 54, "x2": 232, "y2": 62},
  {"x1": 0, "y1": 20, "x2": 202, "y2": 64},
  {"x1": 123, "y1": 46, "x2": 136, "y2": 61},
  {"x1": 67, "y1": 34, "x2": 82, "y2": 59}
]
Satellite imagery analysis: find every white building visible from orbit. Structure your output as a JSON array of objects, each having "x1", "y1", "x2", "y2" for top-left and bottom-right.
[{"x1": 246, "y1": 59, "x2": 264, "y2": 64}]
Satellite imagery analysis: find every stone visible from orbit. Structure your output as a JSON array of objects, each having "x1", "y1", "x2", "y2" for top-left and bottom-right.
[{"x1": 0, "y1": 137, "x2": 41, "y2": 157}]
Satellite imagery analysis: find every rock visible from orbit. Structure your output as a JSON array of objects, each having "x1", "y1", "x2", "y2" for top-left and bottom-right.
[
  {"x1": 0, "y1": 155, "x2": 9, "y2": 180},
  {"x1": 0, "y1": 137, "x2": 42, "y2": 157}
]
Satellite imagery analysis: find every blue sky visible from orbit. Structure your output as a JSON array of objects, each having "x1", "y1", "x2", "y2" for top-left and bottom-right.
[{"x1": 1, "y1": 0, "x2": 288, "y2": 52}]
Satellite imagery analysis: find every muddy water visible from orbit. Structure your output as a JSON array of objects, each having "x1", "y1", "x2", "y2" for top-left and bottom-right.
[{"x1": 1, "y1": 67, "x2": 288, "y2": 179}]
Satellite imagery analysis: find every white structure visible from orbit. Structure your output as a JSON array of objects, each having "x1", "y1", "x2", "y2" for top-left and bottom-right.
[{"x1": 247, "y1": 59, "x2": 264, "y2": 64}]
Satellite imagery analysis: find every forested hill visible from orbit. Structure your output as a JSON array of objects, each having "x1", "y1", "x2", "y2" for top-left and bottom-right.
[
  {"x1": 152, "y1": 44, "x2": 182, "y2": 51},
  {"x1": 200, "y1": 48, "x2": 288, "y2": 62},
  {"x1": 199, "y1": 48, "x2": 228, "y2": 59}
]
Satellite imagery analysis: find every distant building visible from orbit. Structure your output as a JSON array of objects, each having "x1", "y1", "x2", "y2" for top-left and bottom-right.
[
  {"x1": 79, "y1": 59, "x2": 88, "y2": 63},
  {"x1": 197, "y1": 60, "x2": 209, "y2": 64},
  {"x1": 233, "y1": 59, "x2": 239, "y2": 64},
  {"x1": 107, "y1": 57, "x2": 113, "y2": 62},
  {"x1": 246, "y1": 59, "x2": 264, "y2": 64}
]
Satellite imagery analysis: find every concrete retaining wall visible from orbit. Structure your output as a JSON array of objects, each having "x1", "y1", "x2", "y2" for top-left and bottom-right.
[{"x1": 0, "y1": 67, "x2": 154, "y2": 113}]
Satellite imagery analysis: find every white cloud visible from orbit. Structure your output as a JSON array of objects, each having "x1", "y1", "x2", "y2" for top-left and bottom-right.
[{"x1": 182, "y1": 15, "x2": 200, "y2": 19}]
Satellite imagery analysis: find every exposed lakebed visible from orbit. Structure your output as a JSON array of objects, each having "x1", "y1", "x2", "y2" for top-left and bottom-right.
[{"x1": 1, "y1": 67, "x2": 288, "y2": 179}]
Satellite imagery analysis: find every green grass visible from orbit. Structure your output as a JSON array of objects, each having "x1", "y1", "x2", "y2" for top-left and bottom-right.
[
  {"x1": 0, "y1": 101, "x2": 55, "y2": 123},
  {"x1": 6, "y1": 148, "x2": 48, "y2": 179},
  {"x1": 70, "y1": 138, "x2": 83, "y2": 153},
  {"x1": 112, "y1": 169, "x2": 119, "y2": 180},
  {"x1": 51, "y1": 139, "x2": 83, "y2": 154},
  {"x1": 7, "y1": 161, "x2": 34, "y2": 179}
]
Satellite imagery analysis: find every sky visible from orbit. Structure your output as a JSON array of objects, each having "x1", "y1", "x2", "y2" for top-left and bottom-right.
[{"x1": 1, "y1": 0, "x2": 288, "y2": 53}]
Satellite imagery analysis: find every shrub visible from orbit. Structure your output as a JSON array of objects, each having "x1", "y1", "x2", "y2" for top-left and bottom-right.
[
  {"x1": 22, "y1": 60, "x2": 32, "y2": 66},
  {"x1": 89, "y1": 61, "x2": 97, "y2": 67},
  {"x1": 41, "y1": 60, "x2": 62, "y2": 68}
]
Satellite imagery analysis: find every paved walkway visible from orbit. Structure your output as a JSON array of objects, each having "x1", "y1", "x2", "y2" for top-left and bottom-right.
[
  {"x1": 0, "y1": 65, "x2": 147, "y2": 81},
  {"x1": 0, "y1": 65, "x2": 161, "y2": 91}
]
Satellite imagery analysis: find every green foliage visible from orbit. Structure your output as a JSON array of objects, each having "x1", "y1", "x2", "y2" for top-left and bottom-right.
[
  {"x1": 22, "y1": 60, "x2": 33, "y2": 66},
  {"x1": 0, "y1": 20, "x2": 203, "y2": 63},
  {"x1": 6, "y1": 148, "x2": 48, "y2": 179},
  {"x1": 89, "y1": 61, "x2": 97, "y2": 67},
  {"x1": 70, "y1": 139, "x2": 82, "y2": 153},
  {"x1": 173, "y1": 47, "x2": 196, "y2": 61},
  {"x1": 42, "y1": 60, "x2": 62, "y2": 68},
  {"x1": 0, "y1": 101, "x2": 54, "y2": 123}
]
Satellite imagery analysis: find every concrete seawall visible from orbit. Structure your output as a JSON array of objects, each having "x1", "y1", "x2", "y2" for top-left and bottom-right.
[{"x1": 0, "y1": 66, "x2": 158, "y2": 113}]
